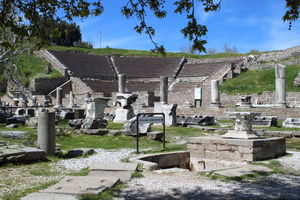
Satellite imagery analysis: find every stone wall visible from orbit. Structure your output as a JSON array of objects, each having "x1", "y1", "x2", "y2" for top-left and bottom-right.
[
  {"x1": 200, "y1": 63, "x2": 234, "y2": 107},
  {"x1": 176, "y1": 107, "x2": 300, "y2": 120},
  {"x1": 71, "y1": 77, "x2": 93, "y2": 95},
  {"x1": 30, "y1": 77, "x2": 68, "y2": 95},
  {"x1": 220, "y1": 92, "x2": 300, "y2": 107}
]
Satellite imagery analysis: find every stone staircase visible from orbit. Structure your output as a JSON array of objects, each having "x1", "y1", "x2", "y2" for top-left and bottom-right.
[{"x1": 21, "y1": 162, "x2": 138, "y2": 200}]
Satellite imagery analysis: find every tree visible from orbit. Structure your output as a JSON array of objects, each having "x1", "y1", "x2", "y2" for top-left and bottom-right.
[
  {"x1": 0, "y1": 0, "x2": 300, "y2": 54},
  {"x1": 180, "y1": 44, "x2": 199, "y2": 55},
  {"x1": 0, "y1": 27, "x2": 33, "y2": 94},
  {"x1": 50, "y1": 21, "x2": 82, "y2": 46},
  {"x1": 206, "y1": 48, "x2": 217, "y2": 55},
  {"x1": 223, "y1": 43, "x2": 238, "y2": 54}
]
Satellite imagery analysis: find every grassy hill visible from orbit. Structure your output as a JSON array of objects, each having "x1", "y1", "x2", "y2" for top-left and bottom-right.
[
  {"x1": 220, "y1": 65, "x2": 300, "y2": 95},
  {"x1": 48, "y1": 45, "x2": 246, "y2": 59},
  {"x1": 16, "y1": 54, "x2": 63, "y2": 87}
]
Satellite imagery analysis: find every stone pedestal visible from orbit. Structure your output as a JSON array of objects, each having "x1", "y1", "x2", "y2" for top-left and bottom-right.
[
  {"x1": 85, "y1": 97, "x2": 109, "y2": 119},
  {"x1": 223, "y1": 112, "x2": 260, "y2": 139},
  {"x1": 38, "y1": 112, "x2": 56, "y2": 155},
  {"x1": 113, "y1": 107, "x2": 135, "y2": 123},
  {"x1": 154, "y1": 103, "x2": 177, "y2": 126},
  {"x1": 187, "y1": 136, "x2": 286, "y2": 162},
  {"x1": 238, "y1": 96, "x2": 252, "y2": 108},
  {"x1": 113, "y1": 93, "x2": 138, "y2": 123},
  {"x1": 210, "y1": 80, "x2": 222, "y2": 108}
]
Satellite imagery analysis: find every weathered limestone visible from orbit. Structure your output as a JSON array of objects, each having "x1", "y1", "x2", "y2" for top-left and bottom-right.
[
  {"x1": 222, "y1": 112, "x2": 260, "y2": 139},
  {"x1": 154, "y1": 76, "x2": 177, "y2": 126},
  {"x1": 238, "y1": 96, "x2": 252, "y2": 108},
  {"x1": 41, "y1": 176, "x2": 119, "y2": 195},
  {"x1": 85, "y1": 97, "x2": 109, "y2": 119},
  {"x1": 154, "y1": 103, "x2": 177, "y2": 126},
  {"x1": 275, "y1": 64, "x2": 287, "y2": 107},
  {"x1": 38, "y1": 111, "x2": 56, "y2": 155},
  {"x1": 118, "y1": 74, "x2": 127, "y2": 93},
  {"x1": 114, "y1": 74, "x2": 138, "y2": 123},
  {"x1": 55, "y1": 87, "x2": 63, "y2": 108},
  {"x1": 187, "y1": 136, "x2": 286, "y2": 162},
  {"x1": 283, "y1": 118, "x2": 300, "y2": 128},
  {"x1": 210, "y1": 80, "x2": 222, "y2": 108},
  {"x1": 31, "y1": 95, "x2": 37, "y2": 107},
  {"x1": 113, "y1": 94, "x2": 138, "y2": 122},
  {"x1": 122, "y1": 116, "x2": 151, "y2": 136},
  {"x1": 160, "y1": 76, "x2": 168, "y2": 104},
  {"x1": 68, "y1": 91, "x2": 75, "y2": 108},
  {"x1": 252, "y1": 116, "x2": 277, "y2": 127}
]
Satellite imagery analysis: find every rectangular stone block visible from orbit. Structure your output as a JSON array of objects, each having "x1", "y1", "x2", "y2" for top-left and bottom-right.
[
  {"x1": 204, "y1": 144, "x2": 217, "y2": 151},
  {"x1": 238, "y1": 146, "x2": 253, "y2": 154}
]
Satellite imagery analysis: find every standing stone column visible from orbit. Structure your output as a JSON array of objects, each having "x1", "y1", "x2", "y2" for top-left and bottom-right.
[
  {"x1": 275, "y1": 64, "x2": 287, "y2": 107},
  {"x1": 210, "y1": 80, "x2": 222, "y2": 108},
  {"x1": 55, "y1": 87, "x2": 63, "y2": 108},
  {"x1": 69, "y1": 91, "x2": 75, "y2": 108},
  {"x1": 118, "y1": 74, "x2": 127, "y2": 93},
  {"x1": 31, "y1": 96, "x2": 37, "y2": 107},
  {"x1": 38, "y1": 112, "x2": 56, "y2": 155},
  {"x1": 160, "y1": 76, "x2": 168, "y2": 104}
]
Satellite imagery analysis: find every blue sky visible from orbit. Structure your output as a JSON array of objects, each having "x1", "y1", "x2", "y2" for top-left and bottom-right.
[{"x1": 74, "y1": 0, "x2": 300, "y2": 53}]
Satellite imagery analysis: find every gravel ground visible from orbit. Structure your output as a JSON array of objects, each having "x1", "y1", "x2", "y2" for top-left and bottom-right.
[
  {"x1": 58, "y1": 148, "x2": 134, "y2": 171},
  {"x1": 119, "y1": 151, "x2": 300, "y2": 200},
  {"x1": 277, "y1": 151, "x2": 300, "y2": 171},
  {"x1": 120, "y1": 172, "x2": 300, "y2": 200}
]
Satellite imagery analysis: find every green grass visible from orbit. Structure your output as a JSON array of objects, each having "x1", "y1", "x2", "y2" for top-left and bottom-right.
[
  {"x1": 151, "y1": 125, "x2": 206, "y2": 137},
  {"x1": 200, "y1": 170, "x2": 272, "y2": 182},
  {"x1": 107, "y1": 122, "x2": 124, "y2": 130},
  {"x1": 1, "y1": 180, "x2": 59, "y2": 200},
  {"x1": 15, "y1": 54, "x2": 63, "y2": 87},
  {"x1": 56, "y1": 134, "x2": 163, "y2": 150},
  {"x1": 220, "y1": 65, "x2": 300, "y2": 94},
  {"x1": 48, "y1": 45, "x2": 245, "y2": 59},
  {"x1": 286, "y1": 138, "x2": 300, "y2": 151},
  {"x1": 79, "y1": 182, "x2": 126, "y2": 200}
]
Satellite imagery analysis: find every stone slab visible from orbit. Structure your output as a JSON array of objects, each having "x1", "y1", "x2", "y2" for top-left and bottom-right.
[
  {"x1": 88, "y1": 170, "x2": 133, "y2": 182},
  {"x1": 147, "y1": 131, "x2": 164, "y2": 140},
  {"x1": 153, "y1": 168, "x2": 189, "y2": 174},
  {"x1": 41, "y1": 176, "x2": 119, "y2": 195},
  {"x1": 0, "y1": 131, "x2": 29, "y2": 139},
  {"x1": 21, "y1": 192, "x2": 78, "y2": 200},
  {"x1": 89, "y1": 162, "x2": 137, "y2": 171},
  {"x1": 21, "y1": 147, "x2": 46, "y2": 161},
  {"x1": 213, "y1": 165, "x2": 272, "y2": 177}
]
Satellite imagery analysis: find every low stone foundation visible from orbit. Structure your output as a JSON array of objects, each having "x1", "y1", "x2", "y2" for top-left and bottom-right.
[{"x1": 187, "y1": 136, "x2": 286, "y2": 162}]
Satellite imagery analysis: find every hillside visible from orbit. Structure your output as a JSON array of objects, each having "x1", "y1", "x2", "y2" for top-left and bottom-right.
[
  {"x1": 220, "y1": 64, "x2": 300, "y2": 95},
  {"x1": 47, "y1": 46, "x2": 246, "y2": 59},
  {"x1": 16, "y1": 54, "x2": 63, "y2": 87}
]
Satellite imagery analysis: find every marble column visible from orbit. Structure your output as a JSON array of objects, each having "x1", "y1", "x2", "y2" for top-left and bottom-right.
[
  {"x1": 38, "y1": 111, "x2": 56, "y2": 155},
  {"x1": 118, "y1": 74, "x2": 126, "y2": 93},
  {"x1": 160, "y1": 76, "x2": 168, "y2": 104},
  {"x1": 275, "y1": 64, "x2": 287, "y2": 107},
  {"x1": 55, "y1": 87, "x2": 63, "y2": 108},
  {"x1": 69, "y1": 91, "x2": 75, "y2": 108},
  {"x1": 210, "y1": 80, "x2": 222, "y2": 108}
]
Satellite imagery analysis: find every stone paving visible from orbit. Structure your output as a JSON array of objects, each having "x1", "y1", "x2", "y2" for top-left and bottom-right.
[{"x1": 21, "y1": 162, "x2": 138, "y2": 200}]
